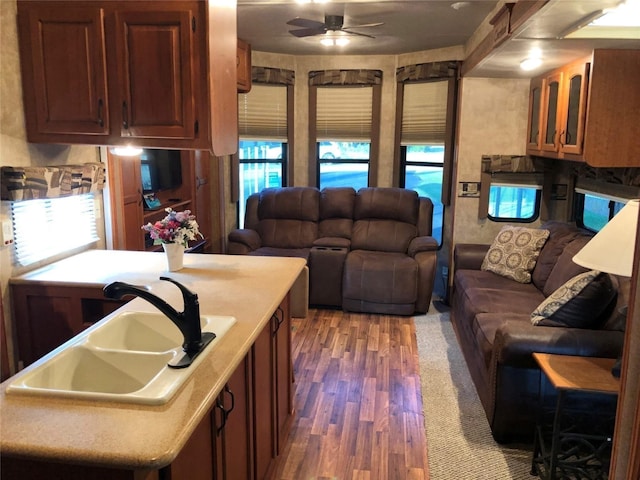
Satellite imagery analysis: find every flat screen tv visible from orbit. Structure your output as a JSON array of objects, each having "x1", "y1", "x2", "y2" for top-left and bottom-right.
[{"x1": 140, "y1": 149, "x2": 182, "y2": 194}]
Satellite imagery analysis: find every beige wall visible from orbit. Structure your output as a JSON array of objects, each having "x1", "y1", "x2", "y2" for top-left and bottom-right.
[
  {"x1": 452, "y1": 76, "x2": 534, "y2": 247},
  {"x1": 0, "y1": 0, "x2": 104, "y2": 371}
]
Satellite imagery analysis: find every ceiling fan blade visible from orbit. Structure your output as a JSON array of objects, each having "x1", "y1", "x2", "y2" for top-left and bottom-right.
[
  {"x1": 289, "y1": 27, "x2": 326, "y2": 38},
  {"x1": 342, "y1": 22, "x2": 384, "y2": 29},
  {"x1": 341, "y1": 29, "x2": 376, "y2": 39},
  {"x1": 287, "y1": 17, "x2": 325, "y2": 29}
]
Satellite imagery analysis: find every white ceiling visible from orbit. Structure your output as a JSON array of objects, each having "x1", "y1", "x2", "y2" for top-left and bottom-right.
[
  {"x1": 238, "y1": 0, "x2": 498, "y2": 56},
  {"x1": 237, "y1": 0, "x2": 640, "y2": 77}
]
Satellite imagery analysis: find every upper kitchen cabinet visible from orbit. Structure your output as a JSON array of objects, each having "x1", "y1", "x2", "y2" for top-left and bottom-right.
[
  {"x1": 17, "y1": 1, "x2": 238, "y2": 156},
  {"x1": 237, "y1": 38, "x2": 251, "y2": 93},
  {"x1": 526, "y1": 49, "x2": 640, "y2": 167}
]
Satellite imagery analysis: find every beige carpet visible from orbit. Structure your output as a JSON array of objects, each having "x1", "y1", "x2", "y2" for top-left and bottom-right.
[{"x1": 414, "y1": 303, "x2": 534, "y2": 479}]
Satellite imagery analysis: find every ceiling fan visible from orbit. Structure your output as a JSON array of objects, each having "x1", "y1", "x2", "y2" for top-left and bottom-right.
[{"x1": 287, "y1": 15, "x2": 384, "y2": 39}]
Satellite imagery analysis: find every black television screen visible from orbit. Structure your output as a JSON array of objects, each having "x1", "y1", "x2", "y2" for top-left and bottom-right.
[{"x1": 140, "y1": 149, "x2": 182, "y2": 193}]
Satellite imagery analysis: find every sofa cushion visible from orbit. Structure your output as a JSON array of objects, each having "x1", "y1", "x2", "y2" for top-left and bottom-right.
[
  {"x1": 542, "y1": 235, "x2": 592, "y2": 296},
  {"x1": 351, "y1": 219, "x2": 417, "y2": 252},
  {"x1": 481, "y1": 225, "x2": 550, "y2": 283},
  {"x1": 532, "y1": 271, "x2": 617, "y2": 329},
  {"x1": 531, "y1": 221, "x2": 582, "y2": 291},
  {"x1": 318, "y1": 187, "x2": 355, "y2": 239},
  {"x1": 463, "y1": 287, "x2": 545, "y2": 317},
  {"x1": 248, "y1": 247, "x2": 311, "y2": 262},
  {"x1": 455, "y1": 269, "x2": 538, "y2": 296},
  {"x1": 354, "y1": 187, "x2": 419, "y2": 224},
  {"x1": 258, "y1": 187, "x2": 320, "y2": 221}
]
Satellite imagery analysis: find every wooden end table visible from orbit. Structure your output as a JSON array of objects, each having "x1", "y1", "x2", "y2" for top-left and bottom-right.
[{"x1": 531, "y1": 353, "x2": 620, "y2": 479}]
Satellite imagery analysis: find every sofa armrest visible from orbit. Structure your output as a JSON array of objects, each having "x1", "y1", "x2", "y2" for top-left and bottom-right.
[
  {"x1": 494, "y1": 321, "x2": 624, "y2": 369},
  {"x1": 408, "y1": 236, "x2": 438, "y2": 257},
  {"x1": 227, "y1": 229, "x2": 261, "y2": 254},
  {"x1": 453, "y1": 243, "x2": 490, "y2": 271}
]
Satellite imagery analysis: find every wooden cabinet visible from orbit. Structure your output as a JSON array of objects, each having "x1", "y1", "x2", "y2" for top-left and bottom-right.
[
  {"x1": 18, "y1": 5, "x2": 109, "y2": 139},
  {"x1": 17, "y1": 1, "x2": 238, "y2": 155},
  {"x1": 10, "y1": 283, "x2": 127, "y2": 366},
  {"x1": 526, "y1": 49, "x2": 640, "y2": 167},
  {"x1": 237, "y1": 38, "x2": 252, "y2": 93},
  {"x1": 107, "y1": 149, "x2": 210, "y2": 252}
]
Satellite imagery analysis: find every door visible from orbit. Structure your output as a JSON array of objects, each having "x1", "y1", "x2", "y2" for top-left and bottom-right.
[
  {"x1": 526, "y1": 76, "x2": 544, "y2": 154},
  {"x1": 113, "y1": 9, "x2": 196, "y2": 140},
  {"x1": 18, "y1": 5, "x2": 109, "y2": 139},
  {"x1": 119, "y1": 156, "x2": 145, "y2": 250}
]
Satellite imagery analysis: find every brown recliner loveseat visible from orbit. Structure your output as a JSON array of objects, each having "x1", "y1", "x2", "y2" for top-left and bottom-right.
[{"x1": 227, "y1": 186, "x2": 438, "y2": 316}]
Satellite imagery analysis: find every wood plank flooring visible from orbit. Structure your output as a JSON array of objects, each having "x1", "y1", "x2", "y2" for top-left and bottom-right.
[{"x1": 273, "y1": 308, "x2": 429, "y2": 480}]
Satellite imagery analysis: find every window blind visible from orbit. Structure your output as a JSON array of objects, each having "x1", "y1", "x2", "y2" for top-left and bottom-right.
[
  {"x1": 11, "y1": 193, "x2": 99, "y2": 266},
  {"x1": 238, "y1": 84, "x2": 287, "y2": 141},
  {"x1": 401, "y1": 81, "x2": 448, "y2": 145},
  {"x1": 316, "y1": 86, "x2": 372, "y2": 142}
]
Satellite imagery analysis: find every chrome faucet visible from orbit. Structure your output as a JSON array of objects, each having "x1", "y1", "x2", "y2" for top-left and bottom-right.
[{"x1": 103, "y1": 277, "x2": 215, "y2": 368}]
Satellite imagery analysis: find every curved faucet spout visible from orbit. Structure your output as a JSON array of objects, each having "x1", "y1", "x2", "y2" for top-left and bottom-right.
[{"x1": 103, "y1": 278, "x2": 203, "y2": 356}]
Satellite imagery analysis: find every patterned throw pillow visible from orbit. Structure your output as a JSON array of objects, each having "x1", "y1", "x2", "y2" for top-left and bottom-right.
[
  {"x1": 531, "y1": 270, "x2": 617, "y2": 328},
  {"x1": 481, "y1": 226, "x2": 550, "y2": 283}
]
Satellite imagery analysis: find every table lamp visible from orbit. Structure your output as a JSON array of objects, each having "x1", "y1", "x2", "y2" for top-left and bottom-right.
[{"x1": 573, "y1": 199, "x2": 639, "y2": 377}]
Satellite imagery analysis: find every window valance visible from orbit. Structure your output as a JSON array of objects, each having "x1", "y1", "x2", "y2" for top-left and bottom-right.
[
  {"x1": 309, "y1": 69, "x2": 382, "y2": 86},
  {"x1": 252, "y1": 67, "x2": 295, "y2": 86},
  {"x1": 1, "y1": 162, "x2": 105, "y2": 201},
  {"x1": 396, "y1": 61, "x2": 460, "y2": 83}
]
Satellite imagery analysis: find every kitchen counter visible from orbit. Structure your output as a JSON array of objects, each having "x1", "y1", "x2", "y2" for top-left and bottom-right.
[{"x1": 0, "y1": 250, "x2": 305, "y2": 470}]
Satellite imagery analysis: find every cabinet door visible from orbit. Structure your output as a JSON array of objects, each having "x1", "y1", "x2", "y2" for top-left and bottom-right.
[
  {"x1": 526, "y1": 76, "x2": 544, "y2": 154},
  {"x1": 113, "y1": 9, "x2": 196, "y2": 140},
  {"x1": 17, "y1": 4, "x2": 109, "y2": 140},
  {"x1": 273, "y1": 298, "x2": 293, "y2": 454},
  {"x1": 193, "y1": 151, "x2": 212, "y2": 251},
  {"x1": 216, "y1": 355, "x2": 252, "y2": 480},
  {"x1": 252, "y1": 322, "x2": 277, "y2": 480},
  {"x1": 119, "y1": 157, "x2": 145, "y2": 250},
  {"x1": 237, "y1": 38, "x2": 252, "y2": 93},
  {"x1": 559, "y1": 62, "x2": 589, "y2": 156},
  {"x1": 541, "y1": 71, "x2": 563, "y2": 153}
]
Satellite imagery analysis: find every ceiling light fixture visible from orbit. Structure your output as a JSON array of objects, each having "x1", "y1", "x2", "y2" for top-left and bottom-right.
[
  {"x1": 451, "y1": 1, "x2": 471, "y2": 10},
  {"x1": 520, "y1": 48, "x2": 543, "y2": 71},
  {"x1": 320, "y1": 32, "x2": 349, "y2": 46}
]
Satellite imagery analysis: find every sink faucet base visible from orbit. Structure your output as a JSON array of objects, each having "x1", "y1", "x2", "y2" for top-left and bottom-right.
[{"x1": 168, "y1": 332, "x2": 216, "y2": 369}]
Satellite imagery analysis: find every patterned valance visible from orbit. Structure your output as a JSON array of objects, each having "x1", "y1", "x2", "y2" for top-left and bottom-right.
[
  {"x1": 1, "y1": 162, "x2": 105, "y2": 201},
  {"x1": 481, "y1": 155, "x2": 542, "y2": 174},
  {"x1": 252, "y1": 67, "x2": 295, "y2": 85},
  {"x1": 396, "y1": 61, "x2": 460, "y2": 83},
  {"x1": 309, "y1": 69, "x2": 382, "y2": 86}
]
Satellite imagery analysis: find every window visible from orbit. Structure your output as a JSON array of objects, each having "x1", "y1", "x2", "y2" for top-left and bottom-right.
[
  {"x1": 238, "y1": 84, "x2": 288, "y2": 226},
  {"x1": 398, "y1": 81, "x2": 449, "y2": 244},
  {"x1": 576, "y1": 190, "x2": 627, "y2": 232},
  {"x1": 316, "y1": 86, "x2": 372, "y2": 189},
  {"x1": 237, "y1": 140, "x2": 287, "y2": 226},
  {"x1": 488, "y1": 184, "x2": 541, "y2": 222},
  {"x1": 11, "y1": 194, "x2": 99, "y2": 266}
]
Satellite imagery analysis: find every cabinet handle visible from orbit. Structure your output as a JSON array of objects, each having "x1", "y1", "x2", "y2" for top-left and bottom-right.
[
  {"x1": 215, "y1": 385, "x2": 235, "y2": 435},
  {"x1": 559, "y1": 130, "x2": 566, "y2": 146},
  {"x1": 565, "y1": 131, "x2": 572, "y2": 145},
  {"x1": 122, "y1": 101, "x2": 129, "y2": 130},
  {"x1": 97, "y1": 99, "x2": 104, "y2": 127},
  {"x1": 272, "y1": 306, "x2": 285, "y2": 335},
  {"x1": 223, "y1": 385, "x2": 235, "y2": 417}
]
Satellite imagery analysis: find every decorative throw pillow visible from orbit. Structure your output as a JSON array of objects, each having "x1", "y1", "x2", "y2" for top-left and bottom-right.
[
  {"x1": 481, "y1": 226, "x2": 550, "y2": 283},
  {"x1": 531, "y1": 270, "x2": 617, "y2": 328}
]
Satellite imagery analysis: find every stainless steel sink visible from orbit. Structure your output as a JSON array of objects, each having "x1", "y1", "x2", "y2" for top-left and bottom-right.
[{"x1": 6, "y1": 312, "x2": 236, "y2": 405}]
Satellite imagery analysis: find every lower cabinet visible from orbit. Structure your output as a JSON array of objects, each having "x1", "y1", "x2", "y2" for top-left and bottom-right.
[{"x1": 153, "y1": 296, "x2": 293, "y2": 480}]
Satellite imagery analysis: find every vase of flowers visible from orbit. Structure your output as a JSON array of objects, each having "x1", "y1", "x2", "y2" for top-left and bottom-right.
[{"x1": 142, "y1": 208, "x2": 202, "y2": 271}]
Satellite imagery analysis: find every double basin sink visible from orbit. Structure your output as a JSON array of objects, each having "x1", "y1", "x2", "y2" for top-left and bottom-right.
[{"x1": 7, "y1": 311, "x2": 236, "y2": 405}]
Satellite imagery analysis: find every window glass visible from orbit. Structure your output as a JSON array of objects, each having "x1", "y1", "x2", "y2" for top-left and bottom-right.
[
  {"x1": 578, "y1": 192, "x2": 626, "y2": 232},
  {"x1": 402, "y1": 145, "x2": 444, "y2": 244},
  {"x1": 318, "y1": 141, "x2": 369, "y2": 190},
  {"x1": 488, "y1": 186, "x2": 541, "y2": 222},
  {"x1": 238, "y1": 140, "x2": 286, "y2": 227},
  {"x1": 12, "y1": 194, "x2": 99, "y2": 266}
]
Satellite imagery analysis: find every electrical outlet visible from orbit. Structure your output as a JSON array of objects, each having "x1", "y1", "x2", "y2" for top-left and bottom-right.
[{"x1": 1, "y1": 220, "x2": 14, "y2": 246}]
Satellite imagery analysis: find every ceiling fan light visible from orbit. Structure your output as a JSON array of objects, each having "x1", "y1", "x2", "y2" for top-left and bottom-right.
[
  {"x1": 335, "y1": 37, "x2": 350, "y2": 46},
  {"x1": 320, "y1": 37, "x2": 334, "y2": 46}
]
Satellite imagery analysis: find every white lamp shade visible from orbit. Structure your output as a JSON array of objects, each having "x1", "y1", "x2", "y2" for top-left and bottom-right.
[{"x1": 573, "y1": 199, "x2": 639, "y2": 277}]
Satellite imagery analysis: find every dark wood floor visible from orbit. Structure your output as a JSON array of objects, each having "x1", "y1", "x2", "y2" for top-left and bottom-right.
[{"x1": 273, "y1": 308, "x2": 429, "y2": 480}]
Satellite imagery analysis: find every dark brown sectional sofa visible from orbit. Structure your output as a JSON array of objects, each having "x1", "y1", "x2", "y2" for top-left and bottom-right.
[
  {"x1": 228, "y1": 186, "x2": 438, "y2": 315},
  {"x1": 451, "y1": 221, "x2": 627, "y2": 443}
]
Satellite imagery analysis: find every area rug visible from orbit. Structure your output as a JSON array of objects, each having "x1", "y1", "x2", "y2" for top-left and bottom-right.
[{"x1": 414, "y1": 303, "x2": 533, "y2": 479}]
